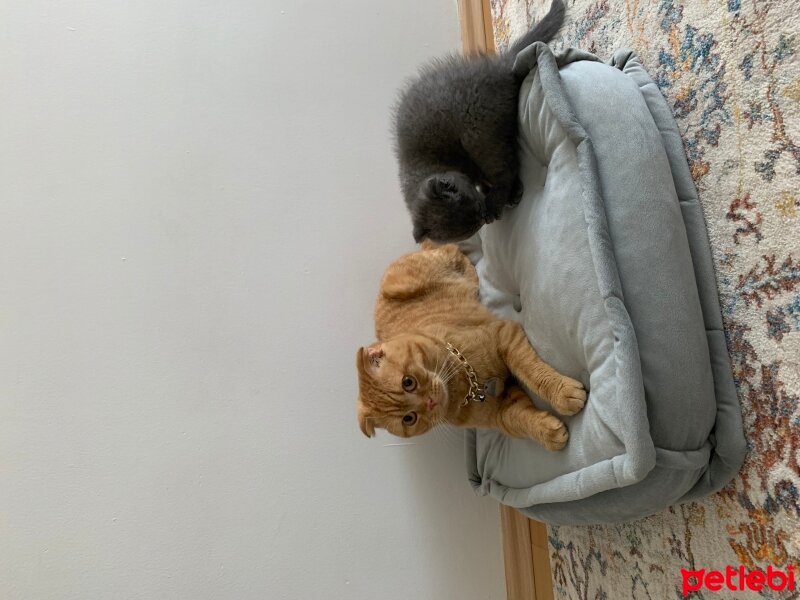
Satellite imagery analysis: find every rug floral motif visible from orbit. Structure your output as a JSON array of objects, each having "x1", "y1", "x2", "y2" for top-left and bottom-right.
[{"x1": 491, "y1": 1, "x2": 800, "y2": 597}]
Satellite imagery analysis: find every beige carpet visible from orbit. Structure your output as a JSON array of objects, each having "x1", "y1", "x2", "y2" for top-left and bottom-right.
[{"x1": 491, "y1": 0, "x2": 800, "y2": 597}]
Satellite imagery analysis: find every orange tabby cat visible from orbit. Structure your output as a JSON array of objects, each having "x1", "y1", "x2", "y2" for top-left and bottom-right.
[{"x1": 355, "y1": 242, "x2": 587, "y2": 450}]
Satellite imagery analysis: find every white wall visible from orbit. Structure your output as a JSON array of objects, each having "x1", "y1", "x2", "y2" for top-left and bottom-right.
[{"x1": 0, "y1": 1, "x2": 506, "y2": 599}]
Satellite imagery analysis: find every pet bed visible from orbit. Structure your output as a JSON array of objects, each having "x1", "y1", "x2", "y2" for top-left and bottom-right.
[{"x1": 461, "y1": 43, "x2": 746, "y2": 525}]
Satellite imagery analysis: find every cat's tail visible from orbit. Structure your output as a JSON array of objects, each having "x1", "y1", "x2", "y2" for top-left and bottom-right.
[{"x1": 506, "y1": 0, "x2": 565, "y2": 56}]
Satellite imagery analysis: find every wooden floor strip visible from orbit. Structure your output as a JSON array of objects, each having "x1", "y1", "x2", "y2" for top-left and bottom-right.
[{"x1": 500, "y1": 504, "x2": 537, "y2": 599}]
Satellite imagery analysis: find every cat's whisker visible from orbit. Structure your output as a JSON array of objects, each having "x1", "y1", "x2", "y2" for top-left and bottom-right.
[
  {"x1": 437, "y1": 356, "x2": 459, "y2": 383},
  {"x1": 444, "y1": 425, "x2": 466, "y2": 447},
  {"x1": 432, "y1": 418, "x2": 448, "y2": 431},
  {"x1": 436, "y1": 351, "x2": 454, "y2": 372},
  {"x1": 433, "y1": 358, "x2": 451, "y2": 381},
  {"x1": 433, "y1": 352, "x2": 442, "y2": 377},
  {"x1": 432, "y1": 428, "x2": 456, "y2": 449},
  {"x1": 441, "y1": 364, "x2": 462, "y2": 385},
  {"x1": 430, "y1": 418, "x2": 464, "y2": 449},
  {"x1": 443, "y1": 365, "x2": 459, "y2": 381},
  {"x1": 438, "y1": 367, "x2": 455, "y2": 386}
]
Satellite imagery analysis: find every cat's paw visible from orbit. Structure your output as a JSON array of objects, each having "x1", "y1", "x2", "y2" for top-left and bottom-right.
[
  {"x1": 508, "y1": 178, "x2": 524, "y2": 206},
  {"x1": 482, "y1": 193, "x2": 506, "y2": 223},
  {"x1": 536, "y1": 413, "x2": 569, "y2": 451},
  {"x1": 551, "y1": 377, "x2": 587, "y2": 416}
]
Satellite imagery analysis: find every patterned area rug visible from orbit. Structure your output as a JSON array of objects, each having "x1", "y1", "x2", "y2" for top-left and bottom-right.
[{"x1": 491, "y1": 1, "x2": 800, "y2": 598}]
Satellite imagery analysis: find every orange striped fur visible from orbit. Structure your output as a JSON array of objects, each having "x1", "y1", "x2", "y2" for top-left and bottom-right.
[{"x1": 356, "y1": 243, "x2": 586, "y2": 449}]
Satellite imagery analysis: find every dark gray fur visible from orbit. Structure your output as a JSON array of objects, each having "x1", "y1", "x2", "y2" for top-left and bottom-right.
[{"x1": 393, "y1": 0, "x2": 565, "y2": 242}]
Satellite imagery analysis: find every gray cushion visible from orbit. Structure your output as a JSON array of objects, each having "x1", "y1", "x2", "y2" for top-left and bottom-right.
[{"x1": 462, "y1": 44, "x2": 746, "y2": 525}]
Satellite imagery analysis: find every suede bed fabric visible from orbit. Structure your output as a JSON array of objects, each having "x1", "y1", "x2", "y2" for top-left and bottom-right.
[{"x1": 463, "y1": 44, "x2": 746, "y2": 525}]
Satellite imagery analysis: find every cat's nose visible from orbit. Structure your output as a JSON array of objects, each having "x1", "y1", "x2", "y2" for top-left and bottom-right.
[{"x1": 426, "y1": 398, "x2": 437, "y2": 411}]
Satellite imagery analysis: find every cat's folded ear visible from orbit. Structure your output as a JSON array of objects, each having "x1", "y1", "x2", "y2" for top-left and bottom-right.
[
  {"x1": 424, "y1": 174, "x2": 452, "y2": 198},
  {"x1": 364, "y1": 344, "x2": 384, "y2": 368},
  {"x1": 357, "y1": 401, "x2": 375, "y2": 438}
]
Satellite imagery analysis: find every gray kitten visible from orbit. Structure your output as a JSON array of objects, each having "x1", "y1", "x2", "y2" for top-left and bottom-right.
[{"x1": 393, "y1": 0, "x2": 565, "y2": 243}]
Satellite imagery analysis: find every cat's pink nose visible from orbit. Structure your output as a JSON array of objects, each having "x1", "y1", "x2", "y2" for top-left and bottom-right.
[{"x1": 426, "y1": 398, "x2": 437, "y2": 411}]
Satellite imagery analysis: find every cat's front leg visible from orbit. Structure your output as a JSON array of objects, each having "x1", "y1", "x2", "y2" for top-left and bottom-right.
[
  {"x1": 482, "y1": 187, "x2": 510, "y2": 223},
  {"x1": 482, "y1": 177, "x2": 523, "y2": 221},
  {"x1": 458, "y1": 387, "x2": 568, "y2": 450},
  {"x1": 497, "y1": 386, "x2": 569, "y2": 450},
  {"x1": 492, "y1": 320, "x2": 587, "y2": 416},
  {"x1": 461, "y1": 132, "x2": 520, "y2": 221}
]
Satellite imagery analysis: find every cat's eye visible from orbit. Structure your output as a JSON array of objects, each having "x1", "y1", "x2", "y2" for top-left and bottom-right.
[
  {"x1": 402, "y1": 412, "x2": 418, "y2": 426},
  {"x1": 401, "y1": 376, "x2": 417, "y2": 392}
]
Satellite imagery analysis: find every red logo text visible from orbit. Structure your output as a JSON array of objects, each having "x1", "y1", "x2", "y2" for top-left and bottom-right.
[{"x1": 681, "y1": 565, "x2": 795, "y2": 596}]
